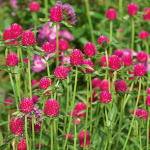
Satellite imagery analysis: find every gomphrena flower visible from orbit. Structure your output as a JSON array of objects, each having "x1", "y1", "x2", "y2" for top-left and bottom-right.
[
  {"x1": 32, "y1": 95, "x2": 39, "y2": 103},
  {"x1": 92, "y1": 78, "x2": 101, "y2": 89},
  {"x1": 75, "y1": 102, "x2": 86, "y2": 117},
  {"x1": 70, "y1": 49, "x2": 83, "y2": 66},
  {"x1": 139, "y1": 31, "x2": 149, "y2": 39},
  {"x1": 89, "y1": 91, "x2": 98, "y2": 103},
  {"x1": 31, "y1": 121, "x2": 41, "y2": 133},
  {"x1": 14, "y1": 138, "x2": 27, "y2": 150},
  {"x1": 68, "y1": 110, "x2": 78, "y2": 117},
  {"x1": 75, "y1": 118, "x2": 81, "y2": 125},
  {"x1": 10, "y1": 117, "x2": 24, "y2": 136},
  {"x1": 20, "y1": 97, "x2": 34, "y2": 113},
  {"x1": 82, "y1": 59, "x2": 94, "y2": 74},
  {"x1": 143, "y1": 8, "x2": 150, "y2": 20},
  {"x1": 84, "y1": 42, "x2": 96, "y2": 57},
  {"x1": 121, "y1": 54, "x2": 133, "y2": 66},
  {"x1": 146, "y1": 96, "x2": 150, "y2": 106},
  {"x1": 36, "y1": 142, "x2": 43, "y2": 149},
  {"x1": 99, "y1": 91, "x2": 111, "y2": 103},
  {"x1": 128, "y1": 3, "x2": 138, "y2": 16},
  {"x1": 54, "y1": 66, "x2": 68, "y2": 79},
  {"x1": 119, "y1": 28, "x2": 123, "y2": 33},
  {"x1": 137, "y1": 51, "x2": 148, "y2": 62},
  {"x1": 147, "y1": 87, "x2": 150, "y2": 95},
  {"x1": 98, "y1": 35, "x2": 109, "y2": 45},
  {"x1": 21, "y1": 30, "x2": 36, "y2": 46},
  {"x1": 6, "y1": 52, "x2": 19, "y2": 66},
  {"x1": 106, "y1": 8, "x2": 117, "y2": 20},
  {"x1": 114, "y1": 49, "x2": 123, "y2": 57},
  {"x1": 115, "y1": 80, "x2": 127, "y2": 93},
  {"x1": 31, "y1": 80, "x2": 39, "y2": 88},
  {"x1": 54, "y1": 39, "x2": 69, "y2": 51},
  {"x1": 138, "y1": 109, "x2": 148, "y2": 119},
  {"x1": 42, "y1": 42, "x2": 54, "y2": 53},
  {"x1": 10, "y1": 23, "x2": 23, "y2": 40},
  {"x1": 134, "y1": 64, "x2": 146, "y2": 76},
  {"x1": 64, "y1": 133, "x2": 73, "y2": 140},
  {"x1": 100, "y1": 55, "x2": 110, "y2": 67},
  {"x1": 109, "y1": 55, "x2": 122, "y2": 70},
  {"x1": 29, "y1": 2, "x2": 40, "y2": 12},
  {"x1": 50, "y1": 6, "x2": 63, "y2": 22},
  {"x1": 4, "y1": 98, "x2": 13, "y2": 107},
  {"x1": 44, "y1": 99, "x2": 59, "y2": 117},
  {"x1": 101, "y1": 79, "x2": 112, "y2": 91},
  {"x1": 78, "y1": 130, "x2": 90, "y2": 148},
  {"x1": 39, "y1": 76, "x2": 53, "y2": 89}
]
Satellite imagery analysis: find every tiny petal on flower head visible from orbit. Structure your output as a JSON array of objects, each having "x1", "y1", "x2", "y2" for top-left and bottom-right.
[
  {"x1": 29, "y1": 2, "x2": 40, "y2": 12},
  {"x1": 99, "y1": 91, "x2": 111, "y2": 103},
  {"x1": 137, "y1": 51, "x2": 148, "y2": 62},
  {"x1": 134, "y1": 64, "x2": 146, "y2": 76},
  {"x1": 4, "y1": 99, "x2": 13, "y2": 107},
  {"x1": 39, "y1": 76, "x2": 53, "y2": 89},
  {"x1": 114, "y1": 49, "x2": 123, "y2": 57},
  {"x1": 15, "y1": 138, "x2": 27, "y2": 150},
  {"x1": 84, "y1": 42, "x2": 96, "y2": 57},
  {"x1": 82, "y1": 59, "x2": 94, "y2": 74},
  {"x1": 100, "y1": 55, "x2": 110, "y2": 67},
  {"x1": 98, "y1": 36, "x2": 109, "y2": 45},
  {"x1": 54, "y1": 66, "x2": 68, "y2": 79},
  {"x1": 143, "y1": 8, "x2": 150, "y2": 20},
  {"x1": 139, "y1": 31, "x2": 149, "y2": 39},
  {"x1": 121, "y1": 54, "x2": 133, "y2": 66},
  {"x1": 106, "y1": 8, "x2": 117, "y2": 20},
  {"x1": 101, "y1": 79, "x2": 112, "y2": 91},
  {"x1": 109, "y1": 55, "x2": 122, "y2": 70},
  {"x1": 128, "y1": 3, "x2": 138, "y2": 16},
  {"x1": 42, "y1": 42, "x2": 54, "y2": 53},
  {"x1": 115, "y1": 80, "x2": 127, "y2": 93},
  {"x1": 6, "y1": 52, "x2": 19, "y2": 66},
  {"x1": 64, "y1": 133, "x2": 73, "y2": 140},
  {"x1": 75, "y1": 102, "x2": 86, "y2": 117},
  {"x1": 92, "y1": 78, "x2": 101, "y2": 89}
]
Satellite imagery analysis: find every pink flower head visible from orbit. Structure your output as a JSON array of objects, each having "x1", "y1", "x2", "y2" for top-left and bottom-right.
[
  {"x1": 42, "y1": 42, "x2": 54, "y2": 53},
  {"x1": 50, "y1": 6, "x2": 63, "y2": 22},
  {"x1": 101, "y1": 79, "x2": 112, "y2": 91},
  {"x1": 115, "y1": 80, "x2": 127, "y2": 93},
  {"x1": 75, "y1": 118, "x2": 81, "y2": 125},
  {"x1": 68, "y1": 110, "x2": 78, "y2": 117},
  {"x1": 121, "y1": 54, "x2": 133, "y2": 66},
  {"x1": 146, "y1": 96, "x2": 150, "y2": 106},
  {"x1": 31, "y1": 121, "x2": 41, "y2": 132},
  {"x1": 114, "y1": 49, "x2": 123, "y2": 57},
  {"x1": 99, "y1": 91, "x2": 111, "y2": 103},
  {"x1": 128, "y1": 3, "x2": 138, "y2": 16},
  {"x1": 89, "y1": 91, "x2": 98, "y2": 103},
  {"x1": 29, "y1": 2, "x2": 40, "y2": 12},
  {"x1": 139, "y1": 31, "x2": 149, "y2": 39},
  {"x1": 134, "y1": 64, "x2": 146, "y2": 76},
  {"x1": 106, "y1": 8, "x2": 117, "y2": 20},
  {"x1": 4, "y1": 99, "x2": 13, "y2": 106},
  {"x1": 100, "y1": 55, "x2": 110, "y2": 67},
  {"x1": 54, "y1": 39, "x2": 69, "y2": 51},
  {"x1": 54, "y1": 66, "x2": 68, "y2": 79},
  {"x1": 122, "y1": 49, "x2": 138, "y2": 57},
  {"x1": 138, "y1": 109, "x2": 148, "y2": 119},
  {"x1": 39, "y1": 76, "x2": 53, "y2": 89},
  {"x1": 92, "y1": 78, "x2": 101, "y2": 89},
  {"x1": 143, "y1": 8, "x2": 150, "y2": 20},
  {"x1": 10, "y1": 23, "x2": 23, "y2": 40},
  {"x1": 10, "y1": 117, "x2": 24, "y2": 136},
  {"x1": 15, "y1": 138, "x2": 27, "y2": 150},
  {"x1": 78, "y1": 130, "x2": 90, "y2": 148},
  {"x1": 70, "y1": 49, "x2": 83, "y2": 66},
  {"x1": 21, "y1": 30, "x2": 36, "y2": 46},
  {"x1": 82, "y1": 59, "x2": 94, "y2": 74},
  {"x1": 44, "y1": 99, "x2": 59, "y2": 117},
  {"x1": 84, "y1": 42, "x2": 96, "y2": 57},
  {"x1": 119, "y1": 28, "x2": 123, "y2": 33},
  {"x1": 98, "y1": 36, "x2": 109, "y2": 45},
  {"x1": 36, "y1": 142, "x2": 43, "y2": 149},
  {"x1": 32, "y1": 95, "x2": 39, "y2": 103},
  {"x1": 109, "y1": 55, "x2": 122, "y2": 70},
  {"x1": 137, "y1": 51, "x2": 148, "y2": 62},
  {"x1": 147, "y1": 87, "x2": 150, "y2": 95},
  {"x1": 64, "y1": 133, "x2": 73, "y2": 140},
  {"x1": 20, "y1": 97, "x2": 34, "y2": 113},
  {"x1": 31, "y1": 80, "x2": 39, "y2": 88},
  {"x1": 75, "y1": 102, "x2": 86, "y2": 117},
  {"x1": 6, "y1": 52, "x2": 19, "y2": 66}
]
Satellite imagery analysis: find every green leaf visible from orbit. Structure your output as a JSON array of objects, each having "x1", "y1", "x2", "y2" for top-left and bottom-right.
[
  {"x1": 33, "y1": 45, "x2": 44, "y2": 52},
  {"x1": 48, "y1": 22, "x2": 57, "y2": 28},
  {"x1": 0, "y1": 121, "x2": 8, "y2": 126},
  {"x1": 39, "y1": 18, "x2": 50, "y2": 22},
  {"x1": 82, "y1": 65, "x2": 94, "y2": 71},
  {"x1": 36, "y1": 116, "x2": 47, "y2": 123},
  {"x1": 43, "y1": 85, "x2": 55, "y2": 94},
  {"x1": 0, "y1": 144, "x2": 7, "y2": 149},
  {"x1": 60, "y1": 21, "x2": 73, "y2": 27},
  {"x1": 12, "y1": 111, "x2": 20, "y2": 116},
  {"x1": 47, "y1": 55, "x2": 61, "y2": 61},
  {"x1": 27, "y1": 48, "x2": 33, "y2": 56},
  {"x1": 0, "y1": 100, "x2": 15, "y2": 106},
  {"x1": 62, "y1": 79, "x2": 68, "y2": 88},
  {"x1": 102, "y1": 40, "x2": 108, "y2": 49},
  {"x1": 77, "y1": 110, "x2": 86, "y2": 115},
  {"x1": 91, "y1": 100, "x2": 99, "y2": 105},
  {"x1": 93, "y1": 71, "x2": 105, "y2": 77}
]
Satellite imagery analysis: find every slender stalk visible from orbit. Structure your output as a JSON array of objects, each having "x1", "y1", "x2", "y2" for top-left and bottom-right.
[
  {"x1": 32, "y1": 12, "x2": 37, "y2": 38},
  {"x1": 74, "y1": 122, "x2": 77, "y2": 150},
  {"x1": 54, "y1": 120, "x2": 57, "y2": 150},
  {"x1": 8, "y1": 108, "x2": 10, "y2": 150},
  {"x1": 45, "y1": 0, "x2": 48, "y2": 20},
  {"x1": 51, "y1": 122, "x2": 53, "y2": 150},
  {"x1": 32, "y1": 113, "x2": 35, "y2": 150},
  {"x1": 63, "y1": 67, "x2": 78, "y2": 150},
  {"x1": 131, "y1": 17, "x2": 134, "y2": 58},
  {"x1": 56, "y1": 23, "x2": 59, "y2": 67},
  {"x1": 29, "y1": 121, "x2": 32, "y2": 150},
  {"x1": 83, "y1": 78, "x2": 89, "y2": 150},
  {"x1": 147, "y1": 112, "x2": 149, "y2": 150},
  {"x1": 122, "y1": 78, "x2": 141, "y2": 150},
  {"x1": 25, "y1": 113, "x2": 29, "y2": 150},
  {"x1": 16, "y1": 136, "x2": 18, "y2": 150},
  {"x1": 109, "y1": 21, "x2": 113, "y2": 56},
  {"x1": 85, "y1": 0, "x2": 95, "y2": 44},
  {"x1": 119, "y1": 0, "x2": 123, "y2": 18},
  {"x1": 139, "y1": 122, "x2": 143, "y2": 150}
]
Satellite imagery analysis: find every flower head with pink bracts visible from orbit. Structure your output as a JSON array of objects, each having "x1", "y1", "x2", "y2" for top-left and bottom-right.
[
  {"x1": 39, "y1": 76, "x2": 53, "y2": 89},
  {"x1": 99, "y1": 91, "x2": 111, "y2": 103},
  {"x1": 6, "y1": 53, "x2": 19, "y2": 66},
  {"x1": 54, "y1": 39, "x2": 69, "y2": 51},
  {"x1": 128, "y1": 3, "x2": 138, "y2": 16},
  {"x1": 32, "y1": 95, "x2": 39, "y2": 103},
  {"x1": 31, "y1": 80, "x2": 39, "y2": 88},
  {"x1": 134, "y1": 64, "x2": 146, "y2": 76},
  {"x1": 98, "y1": 36, "x2": 109, "y2": 45},
  {"x1": 92, "y1": 78, "x2": 101, "y2": 89},
  {"x1": 44, "y1": 99, "x2": 59, "y2": 117},
  {"x1": 100, "y1": 55, "x2": 110, "y2": 67},
  {"x1": 31, "y1": 121, "x2": 41, "y2": 133},
  {"x1": 64, "y1": 133, "x2": 73, "y2": 140},
  {"x1": 121, "y1": 54, "x2": 133, "y2": 66},
  {"x1": 4, "y1": 99, "x2": 13, "y2": 107},
  {"x1": 115, "y1": 80, "x2": 127, "y2": 93},
  {"x1": 14, "y1": 138, "x2": 27, "y2": 150},
  {"x1": 139, "y1": 31, "x2": 149, "y2": 39},
  {"x1": 54, "y1": 66, "x2": 68, "y2": 79},
  {"x1": 78, "y1": 130, "x2": 90, "y2": 148},
  {"x1": 114, "y1": 49, "x2": 123, "y2": 57},
  {"x1": 75, "y1": 102, "x2": 86, "y2": 117},
  {"x1": 146, "y1": 96, "x2": 150, "y2": 106},
  {"x1": 101, "y1": 79, "x2": 112, "y2": 91},
  {"x1": 147, "y1": 87, "x2": 150, "y2": 95},
  {"x1": 82, "y1": 59, "x2": 94, "y2": 74},
  {"x1": 20, "y1": 97, "x2": 34, "y2": 113},
  {"x1": 106, "y1": 8, "x2": 117, "y2": 20},
  {"x1": 10, "y1": 117, "x2": 24, "y2": 136},
  {"x1": 29, "y1": 2, "x2": 40, "y2": 12},
  {"x1": 68, "y1": 110, "x2": 78, "y2": 117},
  {"x1": 89, "y1": 91, "x2": 98, "y2": 103},
  {"x1": 109, "y1": 55, "x2": 122, "y2": 70},
  {"x1": 137, "y1": 51, "x2": 148, "y2": 62},
  {"x1": 21, "y1": 30, "x2": 36, "y2": 46},
  {"x1": 70, "y1": 49, "x2": 83, "y2": 66},
  {"x1": 42, "y1": 42, "x2": 54, "y2": 53},
  {"x1": 132, "y1": 109, "x2": 148, "y2": 119},
  {"x1": 84, "y1": 42, "x2": 96, "y2": 57},
  {"x1": 36, "y1": 142, "x2": 43, "y2": 149},
  {"x1": 143, "y1": 8, "x2": 150, "y2": 20}
]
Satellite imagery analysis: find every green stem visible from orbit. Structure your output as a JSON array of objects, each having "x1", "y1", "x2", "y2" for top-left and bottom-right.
[
  {"x1": 45, "y1": 0, "x2": 48, "y2": 20},
  {"x1": 32, "y1": 113, "x2": 35, "y2": 150},
  {"x1": 54, "y1": 120, "x2": 57, "y2": 150},
  {"x1": 83, "y1": 77, "x2": 89, "y2": 150},
  {"x1": 16, "y1": 136, "x2": 18, "y2": 150},
  {"x1": 74, "y1": 122, "x2": 77, "y2": 150},
  {"x1": 131, "y1": 17, "x2": 134, "y2": 58},
  {"x1": 85, "y1": 0, "x2": 95, "y2": 44},
  {"x1": 8, "y1": 108, "x2": 10, "y2": 150},
  {"x1": 29, "y1": 121, "x2": 32, "y2": 150},
  {"x1": 122, "y1": 78, "x2": 141, "y2": 150},
  {"x1": 109, "y1": 21, "x2": 113, "y2": 56},
  {"x1": 56, "y1": 23, "x2": 59, "y2": 67},
  {"x1": 63, "y1": 67, "x2": 78, "y2": 150},
  {"x1": 119, "y1": 0, "x2": 123, "y2": 18},
  {"x1": 25, "y1": 113, "x2": 29, "y2": 150},
  {"x1": 51, "y1": 122, "x2": 53, "y2": 150},
  {"x1": 32, "y1": 12, "x2": 37, "y2": 38},
  {"x1": 147, "y1": 112, "x2": 149, "y2": 150},
  {"x1": 139, "y1": 122, "x2": 143, "y2": 150}
]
